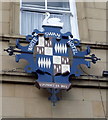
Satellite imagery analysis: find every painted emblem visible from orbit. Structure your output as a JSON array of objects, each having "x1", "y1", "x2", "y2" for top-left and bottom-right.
[{"x1": 4, "y1": 12, "x2": 100, "y2": 105}]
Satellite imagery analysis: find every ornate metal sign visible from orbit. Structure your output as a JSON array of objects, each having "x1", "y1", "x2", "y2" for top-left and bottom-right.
[{"x1": 5, "y1": 12, "x2": 100, "y2": 105}]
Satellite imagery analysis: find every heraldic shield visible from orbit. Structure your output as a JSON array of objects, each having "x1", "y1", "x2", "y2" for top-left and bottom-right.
[
  {"x1": 4, "y1": 12, "x2": 100, "y2": 105},
  {"x1": 35, "y1": 26, "x2": 72, "y2": 90}
]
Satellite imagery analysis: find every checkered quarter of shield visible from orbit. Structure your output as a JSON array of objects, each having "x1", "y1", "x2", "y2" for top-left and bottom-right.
[
  {"x1": 36, "y1": 35, "x2": 70, "y2": 75},
  {"x1": 53, "y1": 56, "x2": 70, "y2": 75}
]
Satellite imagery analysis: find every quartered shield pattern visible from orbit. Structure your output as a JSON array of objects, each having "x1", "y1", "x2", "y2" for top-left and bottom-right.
[{"x1": 5, "y1": 20, "x2": 100, "y2": 105}]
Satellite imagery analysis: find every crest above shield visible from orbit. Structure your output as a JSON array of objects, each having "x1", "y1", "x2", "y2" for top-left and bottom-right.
[{"x1": 42, "y1": 12, "x2": 63, "y2": 28}]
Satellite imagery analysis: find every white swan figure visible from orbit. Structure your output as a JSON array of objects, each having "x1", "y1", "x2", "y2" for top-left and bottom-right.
[{"x1": 42, "y1": 12, "x2": 63, "y2": 28}]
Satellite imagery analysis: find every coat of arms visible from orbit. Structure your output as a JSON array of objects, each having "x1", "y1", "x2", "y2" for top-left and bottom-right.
[{"x1": 5, "y1": 12, "x2": 100, "y2": 105}]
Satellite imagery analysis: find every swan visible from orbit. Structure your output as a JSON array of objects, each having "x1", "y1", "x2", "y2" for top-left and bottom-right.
[{"x1": 42, "y1": 12, "x2": 63, "y2": 27}]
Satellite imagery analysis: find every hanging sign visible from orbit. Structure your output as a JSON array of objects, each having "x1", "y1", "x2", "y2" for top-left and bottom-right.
[{"x1": 4, "y1": 12, "x2": 100, "y2": 105}]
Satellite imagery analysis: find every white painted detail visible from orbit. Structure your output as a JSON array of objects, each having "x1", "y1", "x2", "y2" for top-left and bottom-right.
[
  {"x1": 42, "y1": 48, "x2": 44, "y2": 52},
  {"x1": 38, "y1": 57, "x2": 41, "y2": 67},
  {"x1": 59, "y1": 65, "x2": 61, "y2": 70},
  {"x1": 57, "y1": 33, "x2": 60, "y2": 38},
  {"x1": 55, "y1": 44, "x2": 57, "y2": 53},
  {"x1": 64, "y1": 44, "x2": 67, "y2": 53},
  {"x1": 59, "y1": 43, "x2": 62, "y2": 53},
  {"x1": 45, "y1": 41, "x2": 47, "y2": 45},
  {"x1": 33, "y1": 33, "x2": 38, "y2": 36},
  {"x1": 28, "y1": 37, "x2": 38, "y2": 51},
  {"x1": 49, "y1": 58, "x2": 51, "y2": 68},
  {"x1": 54, "y1": 65, "x2": 56, "y2": 69},
  {"x1": 54, "y1": 43, "x2": 67, "y2": 54},
  {"x1": 67, "y1": 40, "x2": 78, "y2": 55},
  {"x1": 61, "y1": 44, "x2": 63, "y2": 53},
  {"x1": 56, "y1": 44, "x2": 58, "y2": 53},
  {"x1": 62, "y1": 64, "x2": 70, "y2": 73},
  {"x1": 45, "y1": 32, "x2": 60, "y2": 38},
  {"x1": 37, "y1": 36, "x2": 44, "y2": 47},
  {"x1": 58, "y1": 44, "x2": 60, "y2": 53},
  {"x1": 43, "y1": 57, "x2": 46, "y2": 68},
  {"x1": 62, "y1": 44, "x2": 65, "y2": 54},
  {"x1": 39, "y1": 50, "x2": 41, "y2": 54},
  {"x1": 40, "y1": 58, "x2": 42, "y2": 68},
  {"x1": 57, "y1": 67, "x2": 58, "y2": 72},
  {"x1": 44, "y1": 47, "x2": 53, "y2": 56},
  {"x1": 37, "y1": 47, "x2": 39, "y2": 52},
  {"x1": 41, "y1": 57, "x2": 43, "y2": 68},
  {"x1": 46, "y1": 58, "x2": 48, "y2": 68},
  {"x1": 62, "y1": 44, "x2": 64, "y2": 53},
  {"x1": 43, "y1": 12, "x2": 63, "y2": 28},
  {"x1": 50, "y1": 41, "x2": 51, "y2": 45},
  {"x1": 53, "y1": 56, "x2": 61, "y2": 64},
  {"x1": 67, "y1": 58, "x2": 69, "y2": 63},
  {"x1": 38, "y1": 57, "x2": 51, "y2": 69}
]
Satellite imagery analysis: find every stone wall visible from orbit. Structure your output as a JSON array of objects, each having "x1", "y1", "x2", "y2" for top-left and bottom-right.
[
  {"x1": 0, "y1": 1, "x2": 107, "y2": 118},
  {"x1": 77, "y1": 2, "x2": 107, "y2": 43},
  {"x1": 0, "y1": 2, "x2": 20, "y2": 35},
  {"x1": 1, "y1": 83, "x2": 106, "y2": 118},
  {"x1": 0, "y1": 2, "x2": 11, "y2": 35},
  {"x1": 76, "y1": 2, "x2": 107, "y2": 77}
]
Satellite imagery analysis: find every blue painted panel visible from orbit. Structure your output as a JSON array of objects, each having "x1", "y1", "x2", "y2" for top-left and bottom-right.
[{"x1": 36, "y1": 54, "x2": 53, "y2": 75}]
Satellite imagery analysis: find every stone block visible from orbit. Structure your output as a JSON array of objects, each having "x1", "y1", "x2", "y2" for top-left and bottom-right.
[
  {"x1": 14, "y1": 3, "x2": 20, "y2": 35},
  {"x1": 52, "y1": 100, "x2": 93, "y2": 118},
  {"x1": 0, "y1": 84, "x2": 2, "y2": 97},
  {"x1": 14, "y1": 2, "x2": 20, "y2": 5},
  {"x1": 89, "y1": 30, "x2": 106, "y2": 43},
  {"x1": 101, "y1": 89, "x2": 106, "y2": 101},
  {"x1": 78, "y1": 19, "x2": 89, "y2": 41},
  {"x1": 0, "y1": 22, "x2": 2, "y2": 34},
  {"x1": 103, "y1": 101, "x2": 106, "y2": 114},
  {"x1": 82, "y1": 88, "x2": 101, "y2": 101},
  {"x1": 2, "y1": 97, "x2": 25, "y2": 117},
  {"x1": 0, "y1": 42, "x2": 2, "y2": 56},
  {"x1": 0, "y1": 3, "x2": 2, "y2": 10},
  {"x1": 76, "y1": 2, "x2": 86, "y2": 19},
  {"x1": 95, "y1": 2, "x2": 106, "y2": 9},
  {"x1": 2, "y1": 75, "x2": 34, "y2": 83},
  {"x1": 15, "y1": 85, "x2": 49, "y2": 99},
  {"x1": 0, "y1": 22, "x2": 10, "y2": 34},
  {"x1": 61, "y1": 88, "x2": 84, "y2": 101},
  {"x1": 106, "y1": 99, "x2": 108, "y2": 116},
  {"x1": 2, "y1": 55, "x2": 28, "y2": 71},
  {"x1": 86, "y1": 8, "x2": 106, "y2": 19},
  {"x1": 87, "y1": 19, "x2": 106, "y2": 31},
  {"x1": 1, "y1": 10, "x2": 10, "y2": 23},
  {"x1": 0, "y1": 97, "x2": 2, "y2": 117},
  {"x1": 0, "y1": 11, "x2": 1, "y2": 26},
  {"x1": 1, "y1": 41, "x2": 9, "y2": 55},
  {"x1": 2, "y1": 84, "x2": 15, "y2": 97},
  {"x1": 2, "y1": 2, "x2": 11, "y2": 10},
  {"x1": 25, "y1": 98, "x2": 52, "y2": 118},
  {"x1": 85, "y1": 2, "x2": 95, "y2": 8},
  {"x1": 92, "y1": 101, "x2": 105, "y2": 117},
  {"x1": 0, "y1": 54, "x2": 1, "y2": 70},
  {"x1": 106, "y1": 89, "x2": 108, "y2": 103},
  {"x1": 107, "y1": 10, "x2": 108, "y2": 19}
]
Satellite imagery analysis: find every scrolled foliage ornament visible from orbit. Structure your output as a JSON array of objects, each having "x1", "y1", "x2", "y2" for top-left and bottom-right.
[{"x1": 5, "y1": 12, "x2": 100, "y2": 105}]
